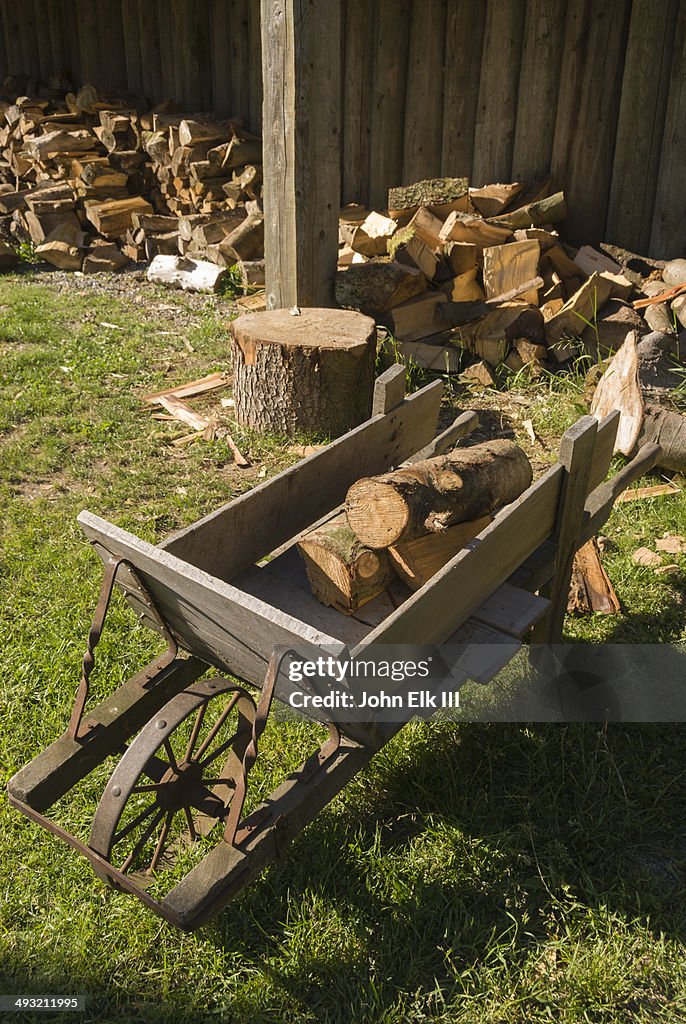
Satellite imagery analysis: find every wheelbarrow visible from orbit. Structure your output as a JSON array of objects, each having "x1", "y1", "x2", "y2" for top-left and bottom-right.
[{"x1": 7, "y1": 365, "x2": 660, "y2": 930}]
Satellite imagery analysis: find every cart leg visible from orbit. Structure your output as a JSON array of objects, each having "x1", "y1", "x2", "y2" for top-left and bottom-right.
[{"x1": 531, "y1": 417, "x2": 597, "y2": 645}]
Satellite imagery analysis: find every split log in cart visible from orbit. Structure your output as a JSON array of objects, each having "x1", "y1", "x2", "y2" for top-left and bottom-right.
[{"x1": 8, "y1": 366, "x2": 660, "y2": 931}]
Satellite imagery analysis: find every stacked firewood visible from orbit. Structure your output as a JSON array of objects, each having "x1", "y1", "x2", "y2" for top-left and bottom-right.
[
  {"x1": 336, "y1": 177, "x2": 639, "y2": 382},
  {"x1": 0, "y1": 81, "x2": 263, "y2": 277}
]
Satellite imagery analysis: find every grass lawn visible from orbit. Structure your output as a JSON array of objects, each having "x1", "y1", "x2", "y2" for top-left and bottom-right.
[{"x1": 1, "y1": 271, "x2": 685, "y2": 1023}]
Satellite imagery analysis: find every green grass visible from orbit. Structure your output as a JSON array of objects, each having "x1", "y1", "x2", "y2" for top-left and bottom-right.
[{"x1": 1, "y1": 274, "x2": 685, "y2": 1022}]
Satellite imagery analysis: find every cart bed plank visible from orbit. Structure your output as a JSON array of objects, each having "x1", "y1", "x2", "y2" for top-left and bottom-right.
[{"x1": 261, "y1": 546, "x2": 548, "y2": 641}]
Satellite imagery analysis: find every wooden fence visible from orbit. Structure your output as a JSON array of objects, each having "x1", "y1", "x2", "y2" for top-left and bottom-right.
[{"x1": 0, "y1": 0, "x2": 684, "y2": 258}]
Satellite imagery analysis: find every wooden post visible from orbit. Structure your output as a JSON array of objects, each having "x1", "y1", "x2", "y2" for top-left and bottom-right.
[
  {"x1": 261, "y1": 0, "x2": 341, "y2": 309},
  {"x1": 531, "y1": 416, "x2": 598, "y2": 644},
  {"x1": 372, "y1": 364, "x2": 406, "y2": 416}
]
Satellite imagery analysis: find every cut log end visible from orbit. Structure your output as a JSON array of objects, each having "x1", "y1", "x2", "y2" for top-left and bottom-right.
[
  {"x1": 345, "y1": 481, "x2": 411, "y2": 548},
  {"x1": 345, "y1": 440, "x2": 533, "y2": 549},
  {"x1": 230, "y1": 308, "x2": 377, "y2": 437},
  {"x1": 297, "y1": 513, "x2": 394, "y2": 613}
]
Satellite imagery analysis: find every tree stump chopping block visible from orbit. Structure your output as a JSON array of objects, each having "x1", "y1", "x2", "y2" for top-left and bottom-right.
[{"x1": 230, "y1": 308, "x2": 377, "y2": 437}]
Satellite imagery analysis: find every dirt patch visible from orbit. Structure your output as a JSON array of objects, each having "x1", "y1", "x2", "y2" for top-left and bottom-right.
[
  {"x1": 448, "y1": 385, "x2": 561, "y2": 475},
  {"x1": 16, "y1": 262, "x2": 237, "y2": 322},
  {"x1": 9, "y1": 478, "x2": 66, "y2": 501}
]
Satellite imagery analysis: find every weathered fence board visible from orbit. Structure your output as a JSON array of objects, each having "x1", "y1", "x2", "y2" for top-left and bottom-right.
[
  {"x1": 402, "y1": 0, "x2": 446, "y2": 185},
  {"x1": 75, "y1": 0, "x2": 101, "y2": 87},
  {"x1": 441, "y1": 0, "x2": 486, "y2": 178},
  {"x1": 120, "y1": 0, "x2": 143, "y2": 94},
  {"x1": 649, "y1": 0, "x2": 686, "y2": 258},
  {"x1": 551, "y1": 0, "x2": 632, "y2": 245},
  {"x1": 511, "y1": 0, "x2": 567, "y2": 182},
  {"x1": 341, "y1": 0, "x2": 374, "y2": 205},
  {"x1": 2, "y1": 0, "x2": 685, "y2": 256},
  {"x1": 472, "y1": 0, "x2": 525, "y2": 185},
  {"x1": 606, "y1": 0, "x2": 679, "y2": 254},
  {"x1": 138, "y1": 0, "x2": 163, "y2": 103},
  {"x1": 368, "y1": 0, "x2": 410, "y2": 209}
]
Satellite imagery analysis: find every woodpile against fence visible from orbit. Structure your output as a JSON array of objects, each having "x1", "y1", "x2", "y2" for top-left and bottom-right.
[
  {"x1": 334, "y1": 174, "x2": 686, "y2": 389},
  {"x1": 0, "y1": 80, "x2": 264, "y2": 283}
]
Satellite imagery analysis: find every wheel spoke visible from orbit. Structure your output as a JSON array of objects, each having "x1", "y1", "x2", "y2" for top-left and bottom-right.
[
  {"x1": 198, "y1": 728, "x2": 243, "y2": 770},
  {"x1": 149, "y1": 812, "x2": 174, "y2": 873},
  {"x1": 184, "y1": 807, "x2": 197, "y2": 841},
  {"x1": 113, "y1": 801, "x2": 159, "y2": 845},
  {"x1": 131, "y1": 782, "x2": 166, "y2": 794},
  {"x1": 200, "y1": 778, "x2": 236, "y2": 788},
  {"x1": 183, "y1": 704, "x2": 208, "y2": 763},
  {"x1": 121, "y1": 807, "x2": 166, "y2": 873},
  {"x1": 163, "y1": 738, "x2": 180, "y2": 773},
  {"x1": 193, "y1": 694, "x2": 241, "y2": 762}
]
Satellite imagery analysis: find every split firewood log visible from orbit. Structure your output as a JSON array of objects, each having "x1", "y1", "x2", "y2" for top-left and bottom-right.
[
  {"x1": 487, "y1": 191, "x2": 566, "y2": 230},
  {"x1": 345, "y1": 440, "x2": 533, "y2": 548},
  {"x1": 590, "y1": 330, "x2": 686, "y2": 471},
  {"x1": 567, "y1": 538, "x2": 620, "y2": 615},
  {"x1": 388, "y1": 516, "x2": 492, "y2": 590},
  {"x1": 217, "y1": 212, "x2": 264, "y2": 263}
]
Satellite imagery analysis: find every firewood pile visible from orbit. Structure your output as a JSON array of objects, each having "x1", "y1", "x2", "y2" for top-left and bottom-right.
[
  {"x1": 336, "y1": 177, "x2": 686, "y2": 384},
  {"x1": 297, "y1": 435, "x2": 533, "y2": 614},
  {"x1": 0, "y1": 79, "x2": 264, "y2": 282}
]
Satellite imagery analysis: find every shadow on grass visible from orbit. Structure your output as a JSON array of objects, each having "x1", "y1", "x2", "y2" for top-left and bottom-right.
[
  {"x1": 199, "y1": 717, "x2": 686, "y2": 1015},
  {"x1": 597, "y1": 571, "x2": 686, "y2": 645},
  {"x1": 2, "y1": 715, "x2": 684, "y2": 1022}
]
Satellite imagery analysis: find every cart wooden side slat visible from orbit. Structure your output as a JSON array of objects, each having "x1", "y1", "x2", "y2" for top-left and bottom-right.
[{"x1": 160, "y1": 378, "x2": 443, "y2": 579}]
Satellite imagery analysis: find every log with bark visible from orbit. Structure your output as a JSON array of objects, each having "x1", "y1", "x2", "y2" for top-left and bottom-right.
[
  {"x1": 297, "y1": 513, "x2": 395, "y2": 613},
  {"x1": 346, "y1": 440, "x2": 533, "y2": 548},
  {"x1": 335, "y1": 261, "x2": 427, "y2": 315},
  {"x1": 487, "y1": 191, "x2": 566, "y2": 230},
  {"x1": 230, "y1": 308, "x2": 377, "y2": 437},
  {"x1": 388, "y1": 177, "x2": 470, "y2": 222},
  {"x1": 146, "y1": 254, "x2": 229, "y2": 293}
]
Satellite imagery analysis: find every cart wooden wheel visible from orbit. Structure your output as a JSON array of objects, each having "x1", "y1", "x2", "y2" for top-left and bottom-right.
[{"x1": 89, "y1": 677, "x2": 256, "y2": 885}]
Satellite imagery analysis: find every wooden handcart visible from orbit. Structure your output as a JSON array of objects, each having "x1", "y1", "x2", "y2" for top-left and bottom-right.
[{"x1": 7, "y1": 366, "x2": 660, "y2": 930}]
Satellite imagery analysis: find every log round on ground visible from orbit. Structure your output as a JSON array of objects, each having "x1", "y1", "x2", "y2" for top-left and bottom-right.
[
  {"x1": 230, "y1": 308, "x2": 377, "y2": 437},
  {"x1": 637, "y1": 405, "x2": 686, "y2": 472},
  {"x1": 345, "y1": 440, "x2": 533, "y2": 548}
]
